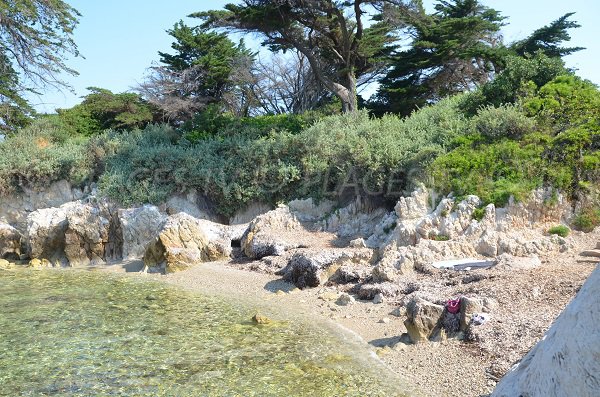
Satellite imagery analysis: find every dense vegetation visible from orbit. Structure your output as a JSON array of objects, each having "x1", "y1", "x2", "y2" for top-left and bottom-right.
[{"x1": 0, "y1": 0, "x2": 598, "y2": 228}]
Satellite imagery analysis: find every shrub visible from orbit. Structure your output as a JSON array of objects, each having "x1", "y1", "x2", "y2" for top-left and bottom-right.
[
  {"x1": 572, "y1": 207, "x2": 600, "y2": 232},
  {"x1": 472, "y1": 207, "x2": 486, "y2": 221},
  {"x1": 548, "y1": 225, "x2": 570, "y2": 237},
  {"x1": 0, "y1": 118, "x2": 92, "y2": 195},
  {"x1": 98, "y1": 98, "x2": 468, "y2": 216},
  {"x1": 473, "y1": 105, "x2": 535, "y2": 141}
]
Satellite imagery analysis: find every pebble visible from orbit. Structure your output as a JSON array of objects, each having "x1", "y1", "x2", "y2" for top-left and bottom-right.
[{"x1": 379, "y1": 317, "x2": 391, "y2": 324}]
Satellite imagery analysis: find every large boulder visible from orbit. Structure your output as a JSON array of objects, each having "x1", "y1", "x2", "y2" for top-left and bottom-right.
[
  {"x1": 119, "y1": 205, "x2": 166, "y2": 259},
  {"x1": 279, "y1": 248, "x2": 373, "y2": 289},
  {"x1": 404, "y1": 297, "x2": 445, "y2": 343},
  {"x1": 26, "y1": 202, "x2": 76, "y2": 265},
  {"x1": 143, "y1": 213, "x2": 231, "y2": 273},
  {"x1": 64, "y1": 204, "x2": 111, "y2": 266},
  {"x1": 26, "y1": 202, "x2": 120, "y2": 266},
  {"x1": 240, "y1": 206, "x2": 303, "y2": 259},
  {"x1": 0, "y1": 223, "x2": 22, "y2": 259},
  {"x1": 491, "y1": 265, "x2": 600, "y2": 397}
]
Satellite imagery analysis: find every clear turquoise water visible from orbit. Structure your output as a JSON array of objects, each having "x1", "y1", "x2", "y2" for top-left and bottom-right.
[{"x1": 0, "y1": 269, "x2": 409, "y2": 396}]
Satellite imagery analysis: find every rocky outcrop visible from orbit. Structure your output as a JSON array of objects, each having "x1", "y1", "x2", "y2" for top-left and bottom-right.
[
  {"x1": 230, "y1": 202, "x2": 272, "y2": 225},
  {"x1": 404, "y1": 297, "x2": 445, "y2": 343},
  {"x1": 64, "y1": 204, "x2": 111, "y2": 266},
  {"x1": 0, "y1": 180, "x2": 90, "y2": 233},
  {"x1": 279, "y1": 248, "x2": 374, "y2": 289},
  {"x1": 143, "y1": 213, "x2": 231, "y2": 273},
  {"x1": 240, "y1": 206, "x2": 304, "y2": 259},
  {"x1": 491, "y1": 265, "x2": 600, "y2": 397},
  {"x1": 26, "y1": 201, "x2": 122, "y2": 267},
  {"x1": 367, "y1": 187, "x2": 573, "y2": 276},
  {"x1": 119, "y1": 205, "x2": 166, "y2": 259},
  {"x1": 0, "y1": 223, "x2": 22, "y2": 259},
  {"x1": 317, "y1": 196, "x2": 388, "y2": 239},
  {"x1": 26, "y1": 202, "x2": 75, "y2": 265}
]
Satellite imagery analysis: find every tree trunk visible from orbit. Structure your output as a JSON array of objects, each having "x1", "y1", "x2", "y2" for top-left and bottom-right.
[{"x1": 332, "y1": 72, "x2": 358, "y2": 112}]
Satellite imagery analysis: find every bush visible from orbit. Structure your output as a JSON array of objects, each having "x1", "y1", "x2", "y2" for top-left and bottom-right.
[
  {"x1": 572, "y1": 207, "x2": 600, "y2": 232},
  {"x1": 548, "y1": 225, "x2": 570, "y2": 237},
  {"x1": 98, "y1": 97, "x2": 468, "y2": 216},
  {"x1": 473, "y1": 104, "x2": 535, "y2": 141},
  {"x1": 0, "y1": 118, "x2": 93, "y2": 195}
]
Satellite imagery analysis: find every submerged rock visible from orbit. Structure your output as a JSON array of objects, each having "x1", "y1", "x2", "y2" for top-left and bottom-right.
[{"x1": 252, "y1": 312, "x2": 272, "y2": 324}]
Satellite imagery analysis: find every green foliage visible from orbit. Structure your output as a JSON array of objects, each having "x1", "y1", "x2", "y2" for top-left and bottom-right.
[
  {"x1": 548, "y1": 225, "x2": 570, "y2": 237},
  {"x1": 432, "y1": 73, "x2": 600, "y2": 208},
  {"x1": 55, "y1": 87, "x2": 160, "y2": 135},
  {"x1": 429, "y1": 232, "x2": 450, "y2": 241},
  {"x1": 572, "y1": 207, "x2": 600, "y2": 232},
  {"x1": 461, "y1": 52, "x2": 566, "y2": 114},
  {"x1": 0, "y1": 118, "x2": 91, "y2": 195},
  {"x1": 373, "y1": 0, "x2": 507, "y2": 116},
  {"x1": 158, "y1": 21, "x2": 254, "y2": 103},
  {"x1": 473, "y1": 104, "x2": 535, "y2": 140},
  {"x1": 99, "y1": 98, "x2": 466, "y2": 216},
  {"x1": 472, "y1": 207, "x2": 486, "y2": 221},
  {"x1": 183, "y1": 106, "x2": 313, "y2": 141},
  {"x1": 511, "y1": 13, "x2": 584, "y2": 58},
  {"x1": 523, "y1": 75, "x2": 600, "y2": 134}
]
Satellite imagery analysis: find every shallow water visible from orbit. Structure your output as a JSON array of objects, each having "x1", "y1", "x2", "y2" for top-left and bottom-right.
[{"x1": 0, "y1": 269, "x2": 410, "y2": 396}]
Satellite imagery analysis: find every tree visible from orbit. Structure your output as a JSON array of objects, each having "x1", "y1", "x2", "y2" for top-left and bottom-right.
[
  {"x1": 194, "y1": 0, "x2": 398, "y2": 113},
  {"x1": 251, "y1": 51, "x2": 329, "y2": 114},
  {"x1": 0, "y1": 0, "x2": 80, "y2": 130},
  {"x1": 55, "y1": 88, "x2": 161, "y2": 135},
  {"x1": 372, "y1": 0, "x2": 507, "y2": 115},
  {"x1": 511, "y1": 13, "x2": 584, "y2": 58},
  {"x1": 139, "y1": 21, "x2": 256, "y2": 121}
]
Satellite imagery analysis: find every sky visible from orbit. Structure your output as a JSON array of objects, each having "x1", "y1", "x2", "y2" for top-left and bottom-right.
[{"x1": 28, "y1": 0, "x2": 600, "y2": 113}]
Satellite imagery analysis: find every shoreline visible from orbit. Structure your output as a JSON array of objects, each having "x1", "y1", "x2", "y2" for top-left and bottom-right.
[
  {"x1": 98, "y1": 231, "x2": 599, "y2": 397},
  {"x1": 99, "y1": 260, "x2": 428, "y2": 396}
]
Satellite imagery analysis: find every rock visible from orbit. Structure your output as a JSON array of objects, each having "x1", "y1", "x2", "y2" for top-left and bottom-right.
[
  {"x1": 0, "y1": 258, "x2": 12, "y2": 269},
  {"x1": 318, "y1": 291, "x2": 339, "y2": 302},
  {"x1": 165, "y1": 191, "x2": 219, "y2": 221},
  {"x1": 64, "y1": 204, "x2": 111, "y2": 266},
  {"x1": 349, "y1": 237, "x2": 366, "y2": 248},
  {"x1": 317, "y1": 196, "x2": 388, "y2": 238},
  {"x1": 0, "y1": 180, "x2": 83, "y2": 232},
  {"x1": 143, "y1": 213, "x2": 231, "y2": 273},
  {"x1": 119, "y1": 205, "x2": 166, "y2": 259},
  {"x1": 373, "y1": 293, "x2": 384, "y2": 304},
  {"x1": 379, "y1": 317, "x2": 390, "y2": 324},
  {"x1": 0, "y1": 223, "x2": 22, "y2": 259},
  {"x1": 252, "y1": 313, "x2": 272, "y2": 324},
  {"x1": 287, "y1": 197, "x2": 336, "y2": 223},
  {"x1": 491, "y1": 265, "x2": 600, "y2": 397},
  {"x1": 460, "y1": 296, "x2": 484, "y2": 332},
  {"x1": 230, "y1": 202, "x2": 272, "y2": 225},
  {"x1": 331, "y1": 264, "x2": 370, "y2": 284},
  {"x1": 395, "y1": 186, "x2": 430, "y2": 221},
  {"x1": 26, "y1": 203, "x2": 75, "y2": 265},
  {"x1": 28, "y1": 258, "x2": 52, "y2": 268},
  {"x1": 494, "y1": 253, "x2": 541, "y2": 270},
  {"x1": 475, "y1": 231, "x2": 498, "y2": 257},
  {"x1": 240, "y1": 206, "x2": 303, "y2": 259},
  {"x1": 404, "y1": 297, "x2": 444, "y2": 343},
  {"x1": 336, "y1": 293, "x2": 355, "y2": 306},
  {"x1": 357, "y1": 283, "x2": 401, "y2": 300},
  {"x1": 280, "y1": 248, "x2": 373, "y2": 289}
]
